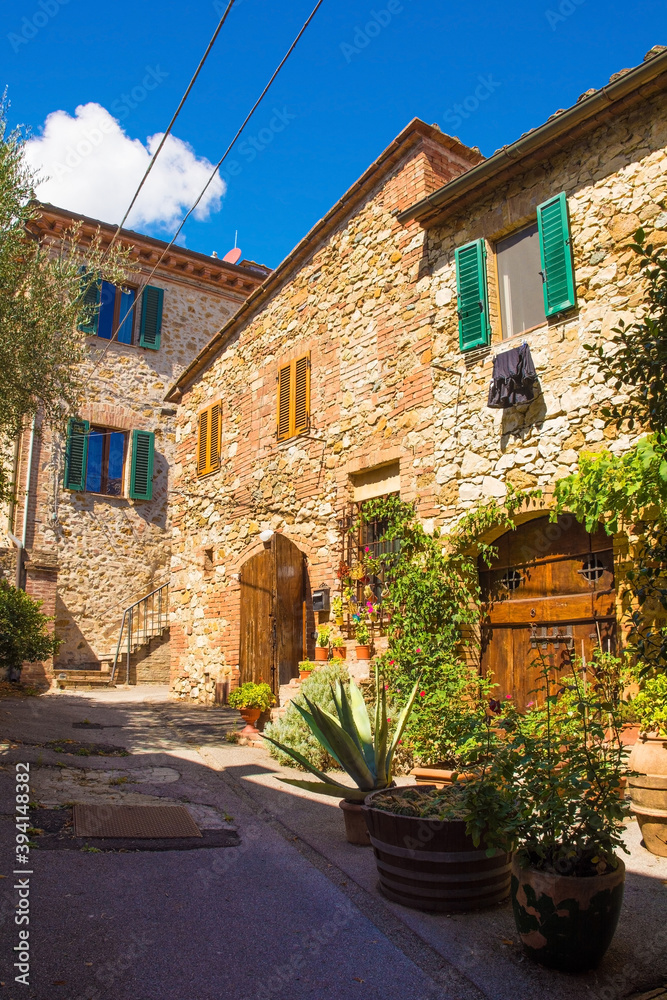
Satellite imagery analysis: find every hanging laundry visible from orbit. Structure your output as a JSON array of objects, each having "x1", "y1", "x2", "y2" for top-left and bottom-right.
[{"x1": 487, "y1": 343, "x2": 539, "y2": 409}]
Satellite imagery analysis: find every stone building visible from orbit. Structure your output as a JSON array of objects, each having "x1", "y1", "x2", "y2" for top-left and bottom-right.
[
  {"x1": 165, "y1": 47, "x2": 667, "y2": 705},
  {"x1": 3, "y1": 204, "x2": 268, "y2": 686}
]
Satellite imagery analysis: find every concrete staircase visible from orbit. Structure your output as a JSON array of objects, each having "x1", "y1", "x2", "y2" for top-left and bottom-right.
[{"x1": 269, "y1": 677, "x2": 303, "y2": 723}]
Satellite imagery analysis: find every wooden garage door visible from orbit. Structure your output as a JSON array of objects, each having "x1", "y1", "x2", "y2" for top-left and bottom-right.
[{"x1": 479, "y1": 514, "x2": 616, "y2": 708}]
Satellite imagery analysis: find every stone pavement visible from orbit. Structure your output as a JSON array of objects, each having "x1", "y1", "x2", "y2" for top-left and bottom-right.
[{"x1": 1, "y1": 687, "x2": 666, "y2": 1000}]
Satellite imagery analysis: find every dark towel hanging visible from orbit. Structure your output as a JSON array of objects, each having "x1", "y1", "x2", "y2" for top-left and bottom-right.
[{"x1": 487, "y1": 343, "x2": 539, "y2": 409}]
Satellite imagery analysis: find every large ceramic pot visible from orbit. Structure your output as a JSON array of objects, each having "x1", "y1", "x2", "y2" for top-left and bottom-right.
[
  {"x1": 314, "y1": 647, "x2": 329, "y2": 661},
  {"x1": 239, "y1": 707, "x2": 261, "y2": 735},
  {"x1": 339, "y1": 800, "x2": 371, "y2": 846},
  {"x1": 628, "y1": 733, "x2": 667, "y2": 857},
  {"x1": 511, "y1": 855, "x2": 625, "y2": 972},
  {"x1": 362, "y1": 787, "x2": 511, "y2": 912}
]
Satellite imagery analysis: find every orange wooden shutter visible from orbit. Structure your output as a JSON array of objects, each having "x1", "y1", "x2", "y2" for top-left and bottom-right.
[
  {"x1": 197, "y1": 410, "x2": 209, "y2": 475},
  {"x1": 294, "y1": 353, "x2": 310, "y2": 434},
  {"x1": 209, "y1": 402, "x2": 221, "y2": 472},
  {"x1": 277, "y1": 363, "x2": 292, "y2": 441}
]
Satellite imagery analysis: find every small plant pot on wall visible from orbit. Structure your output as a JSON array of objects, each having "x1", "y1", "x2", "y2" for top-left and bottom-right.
[
  {"x1": 332, "y1": 646, "x2": 347, "y2": 660},
  {"x1": 628, "y1": 733, "x2": 667, "y2": 857},
  {"x1": 299, "y1": 667, "x2": 313, "y2": 680},
  {"x1": 355, "y1": 645, "x2": 371, "y2": 660},
  {"x1": 511, "y1": 856, "x2": 626, "y2": 972},
  {"x1": 314, "y1": 647, "x2": 329, "y2": 661}
]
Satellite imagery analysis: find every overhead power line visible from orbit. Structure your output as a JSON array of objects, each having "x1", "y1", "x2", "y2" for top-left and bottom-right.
[
  {"x1": 104, "y1": 0, "x2": 237, "y2": 258},
  {"x1": 84, "y1": 0, "x2": 325, "y2": 389}
]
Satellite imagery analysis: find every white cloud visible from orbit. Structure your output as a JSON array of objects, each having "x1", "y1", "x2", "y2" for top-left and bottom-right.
[{"x1": 24, "y1": 103, "x2": 225, "y2": 232}]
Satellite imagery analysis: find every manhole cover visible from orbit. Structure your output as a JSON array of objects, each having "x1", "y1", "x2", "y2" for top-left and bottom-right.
[{"x1": 73, "y1": 804, "x2": 202, "y2": 838}]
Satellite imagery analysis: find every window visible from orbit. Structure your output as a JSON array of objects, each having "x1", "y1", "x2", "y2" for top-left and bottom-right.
[
  {"x1": 197, "y1": 402, "x2": 222, "y2": 477},
  {"x1": 453, "y1": 191, "x2": 576, "y2": 352},
  {"x1": 85, "y1": 427, "x2": 127, "y2": 495},
  {"x1": 78, "y1": 276, "x2": 164, "y2": 350},
  {"x1": 276, "y1": 353, "x2": 310, "y2": 441},
  {"x1": 64, "y1": 419, "x2": 155, "y2": 500},
  {"x1": 496, "y1": 224, "x2": 546, "y2": 339}
]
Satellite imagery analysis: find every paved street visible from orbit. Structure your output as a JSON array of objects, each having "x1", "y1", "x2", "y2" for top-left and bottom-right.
[{"x1": 1, "y1": 688, "x2": 666, "y2": 1000}]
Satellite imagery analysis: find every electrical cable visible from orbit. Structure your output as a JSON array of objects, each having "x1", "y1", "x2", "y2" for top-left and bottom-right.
[
  {"x1": 82, "y1": 0, "x2": 325, "y2": 390},
  {"x1": 104, "y1": 0, "x2": 237, "y2": 258}
]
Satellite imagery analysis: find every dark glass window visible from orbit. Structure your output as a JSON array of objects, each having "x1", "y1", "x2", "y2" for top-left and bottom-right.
[
  {"x1": 96, "y1": 282, "x2": 135, "y2": 345},
  {"x1": 85, "y1": 427, "x2": 127, "y2": 496}
]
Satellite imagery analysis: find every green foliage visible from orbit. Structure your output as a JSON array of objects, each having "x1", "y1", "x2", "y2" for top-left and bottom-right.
[
  {"x1": 353, "y1": 619, "x2": 370, "y2": 645},
  {"x1": 463, "y1": 660, "x2": 629, "y2": 874},
  {"x1": 585, "y1": 228, "x2": 667, "y2": 435},
  {"x1": 264, "y1": 662, "x2": 349, "y2": 772},
  {"x1": 332, "y1": 635, "x2": 344, "y2": 648},
  {"x1": 263, "y1": 665, "x2": 419, "y2": 802},
  {"x1": 0, "y1": 581, "x2": 60, "y2": 681},
  {"x1": 332, "y1": 596, "x2": 343, "y2": 617},
  {"x1": 227, "y1": 682, "x2": 274, "y2": 712},
  {"x1": 0, "y1": 103, "x2": 133, "y2": 501},
  {"x1": 316, "y1": 624, "x2": 331, "y2": 648},
  {"x1": 631, "y1": 673, "x2": 667, "y2": 735},
  {"x1": 355, "y1": 493, "x2": 536, "y2": 768}
]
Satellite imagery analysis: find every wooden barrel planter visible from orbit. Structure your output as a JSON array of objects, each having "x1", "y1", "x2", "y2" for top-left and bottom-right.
[{"x1": 362, "y1": 787, "x2": 511, "y2": 912}]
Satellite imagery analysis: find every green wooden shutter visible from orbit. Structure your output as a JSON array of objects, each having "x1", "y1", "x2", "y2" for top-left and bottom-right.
[
  {"x1": 139, "y1": 286, "x2": 164, "y2": 350},
  {"x1": 77, "y1": 270, "x2": 100, "y2": 334},
  {"x1": 537, "y1": 192, "x2": 576, "y2": 316},
  {"x1": 129, "y1": 430, "x2": 155, "y2": 500},
  {"x1": 455, "y1": 239, "x2": 489, "y2": 351},
  {"x1": 64, "y1": 418, "x2": 89, "y2": 491}
]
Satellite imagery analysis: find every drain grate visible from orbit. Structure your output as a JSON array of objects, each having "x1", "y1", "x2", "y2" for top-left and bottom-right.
[{"x1": 73, "y1": 804, "x2": 202, "y2": 839}]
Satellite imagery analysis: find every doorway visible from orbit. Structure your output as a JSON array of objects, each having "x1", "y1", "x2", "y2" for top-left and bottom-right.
[
  {"x1": 479, "y1": 514, "x2": 617, "y2": 708},
  {"x1": 239, "y1": 533, "x2": 305, "y2": 694}
]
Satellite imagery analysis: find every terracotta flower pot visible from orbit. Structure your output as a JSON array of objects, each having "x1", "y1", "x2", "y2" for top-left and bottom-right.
[
  {"x1": 628, "y1": 732, "x2": 667, "y2": 857},
  {"x1": 299, "y1": 669, "x2": 313, "y2": 681},
  {"x1": 355, "y1": 645, "x2": 371, "y2": 660},
  {"x1": 339, "y1": 799, "x2": 370, "y2": 846},
  {"x1": 511, "y1": 855, "x2": 625, "y2": 972},
  {"x1": 314, "y1": 647, "x2": 329, "y2": 661},
  {"x1": 410, "y1": 766, "x2": 477, "y2": 788},
  {"x1": 332, "y1": 646, "x2": 347, "y2": 659},
  {"x1": 239, "y1": 707, "x2": 261, "y2": 735}
]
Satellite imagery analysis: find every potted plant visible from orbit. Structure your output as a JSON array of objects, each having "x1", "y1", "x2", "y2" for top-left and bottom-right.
[
  {"x1": 331, "y1": 636, "x2": 346, "y2": 660},
  {"x1": 298, "y1": 660, "x2": 316, "y2": 680},
  {"x1": 354, "y1": 619, "x2": 371, "y2": 659},
  {"x1": 228, "y1": 682, "x2": 275, "y2": 734},
  {"x1": 486, "y1": 662, "x2": 629, "y2": 973},
  {"x1": 263, "y1": 668, "x2": 418, "y2": 845},
  {"x1": 362, "y1": 782, "x2": 512, "y2": 912},
  {"x1": 315, "y1": 624, "x2": 331, "y2": 661},
  {"x1": 332, "y1": 596, "x2": 344, "y2": 627},
  {"x1": 628, "y1": 671, "x2": 667, "y2": 856}
]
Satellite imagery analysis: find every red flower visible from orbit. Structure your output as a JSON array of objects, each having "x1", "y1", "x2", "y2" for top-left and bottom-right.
[
  {"x1": 416, "y1": 647, "x2": 421, "y2": 653},
  {"x1": 419, "y1": 690, "x2": 426, "y2": 698},
  {"x1": 387, "y1": 718, "x2": 391, "y2": 724}
]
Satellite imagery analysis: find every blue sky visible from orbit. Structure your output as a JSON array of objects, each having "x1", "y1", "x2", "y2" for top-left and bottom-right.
[{"x1": 2, "y1": 0, "x2": 665, "y2": 268}]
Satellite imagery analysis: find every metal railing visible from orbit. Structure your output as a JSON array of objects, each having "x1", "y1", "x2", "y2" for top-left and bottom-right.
[{"x1": 110, "y1": 583, "x2": 169, "y2": 685}]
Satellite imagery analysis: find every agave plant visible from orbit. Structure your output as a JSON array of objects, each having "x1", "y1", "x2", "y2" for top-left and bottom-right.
[{"x1": 262, "y1": 669, "x2": 419, "y2": 802}]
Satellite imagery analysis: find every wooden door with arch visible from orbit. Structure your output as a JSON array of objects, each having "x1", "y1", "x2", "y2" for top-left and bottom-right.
[{"x1": 478, "y1": 514, "x2": 617, "y2": 708}]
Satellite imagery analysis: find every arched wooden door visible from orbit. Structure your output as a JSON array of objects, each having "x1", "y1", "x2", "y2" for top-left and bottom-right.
[
  {"x1": 239, "y1": 533, "x2": 305, "y2": 694},
  {"x1": 479, "y1": 514, "x2": 616, "y2": 708}
]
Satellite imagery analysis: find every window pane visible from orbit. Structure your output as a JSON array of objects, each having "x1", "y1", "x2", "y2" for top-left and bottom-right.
[
  {"x1": 97, "y1": 281, "x2": 116, "y2": 340},
  {"x1": 497, "y1": 224, "x2": 546, "y2": 339},
  {"x1": 85, "y1": 430, "x2": 103, "y2": 493},
  {"x1": 117, "y1": 288, "x2": 135, "y2": 344},
  {"x1": 107, "y1": 432, "x2": 126, "y2": 496}
]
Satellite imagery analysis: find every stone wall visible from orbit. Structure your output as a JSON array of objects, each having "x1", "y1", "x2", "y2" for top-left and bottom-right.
[
  {"x1": 169, "y1": 92, "x2": 667, "y2": 703},
  {"x1": 11, "y1": 254, "x2": 262, "y2": 680}
]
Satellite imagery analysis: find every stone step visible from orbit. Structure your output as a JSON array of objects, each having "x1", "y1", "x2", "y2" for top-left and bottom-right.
[{"x1": 55, "y1": 670, "x2": 114, "y2": 689}]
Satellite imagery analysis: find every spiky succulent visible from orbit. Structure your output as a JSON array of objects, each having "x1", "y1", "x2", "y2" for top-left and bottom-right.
[{"x1": 262, "y1": 669, "x2": 419, "y2": 802}]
